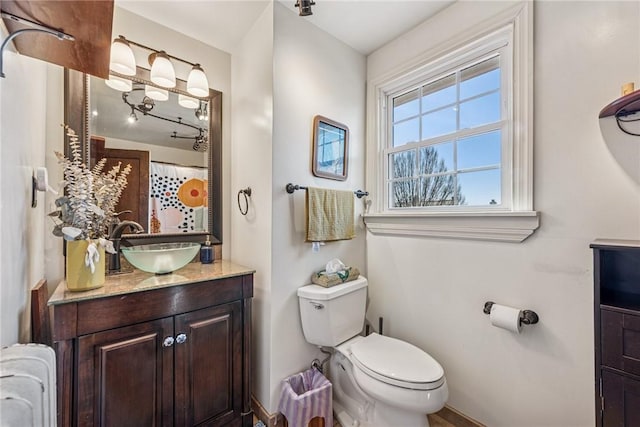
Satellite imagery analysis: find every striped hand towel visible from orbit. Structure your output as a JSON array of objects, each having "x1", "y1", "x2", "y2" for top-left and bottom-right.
[{"x1": 306, "y1": 187, "x2": 355, "y2": 242}]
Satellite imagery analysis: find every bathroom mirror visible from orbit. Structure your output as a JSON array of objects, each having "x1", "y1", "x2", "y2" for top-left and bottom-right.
[{"x1": 64, "y1": 68, "x2": 222, "y2": 244}]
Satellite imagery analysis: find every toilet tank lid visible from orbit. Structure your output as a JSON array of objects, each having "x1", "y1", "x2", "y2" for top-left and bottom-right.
[{"x1": 297, "y1": 276, "x2": 368, "y2": 300}]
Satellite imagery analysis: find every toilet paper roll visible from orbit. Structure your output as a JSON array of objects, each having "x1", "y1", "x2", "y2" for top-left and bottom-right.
[{"x1": 490, "y1": 304, "x2": 522, "y2": 334}]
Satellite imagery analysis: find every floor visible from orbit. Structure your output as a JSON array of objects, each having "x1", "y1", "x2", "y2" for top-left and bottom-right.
[{"x1": 427, "y1": 412, "x2": 458, "y2": 427}]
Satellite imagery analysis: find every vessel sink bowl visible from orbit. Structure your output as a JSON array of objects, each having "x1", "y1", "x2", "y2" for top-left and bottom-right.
[{"x1": 121, "y1": 242, "x2": 200, "y2": 274}]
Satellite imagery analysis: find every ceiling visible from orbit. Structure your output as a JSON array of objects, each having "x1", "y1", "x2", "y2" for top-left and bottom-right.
[{"x1": 117, "y1": 0, "x2": 455, "y2": 55}]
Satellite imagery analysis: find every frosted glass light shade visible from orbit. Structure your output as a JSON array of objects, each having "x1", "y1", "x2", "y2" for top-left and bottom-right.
[
  {"x1": 149, "y1": 52, "x2": 176, "y2": 88},
  {"x1": 187, "y1": 64, "x2": 209, "y2": 97},
  {"x1": 105, "y1": 75, "x2": 133, "y2": 92},
  {"x1": 145, "y1": 85, "x2": 169, "y2": 101},
  {"x1": 178, "y1": 94, "x2": 199, "y2": 109},
  {"x1": 109, "y1": 37, "x2": 136, "y2": 76}
]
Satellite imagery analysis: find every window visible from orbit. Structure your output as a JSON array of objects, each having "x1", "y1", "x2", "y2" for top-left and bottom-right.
[
  {"x1": 388, "y1": 56, "x2": 503, "y2": 209},
  {"x1": 365, "y1": 3, "x2": 538, "y2": 242}
]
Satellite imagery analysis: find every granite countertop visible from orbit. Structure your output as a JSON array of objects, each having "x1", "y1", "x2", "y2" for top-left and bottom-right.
[{"x1": 49, "y1": 260, "x2": 255, "y2": 306}]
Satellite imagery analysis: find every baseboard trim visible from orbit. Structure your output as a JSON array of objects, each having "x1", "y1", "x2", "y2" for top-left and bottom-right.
[
  {"x1": 251, "y1": 395, "x2": 283, "y2": 427},
  {"x1": 437, "y1": 405, "x2": 486, "y2": 427},
  {"x1": 252, "y1": 394, "x2": 484, "y2": 427}
]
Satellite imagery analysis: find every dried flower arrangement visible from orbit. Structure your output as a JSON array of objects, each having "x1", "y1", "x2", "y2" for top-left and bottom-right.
[{"x1": 49, "y1": 126, "x2": 132, "y2": 263}]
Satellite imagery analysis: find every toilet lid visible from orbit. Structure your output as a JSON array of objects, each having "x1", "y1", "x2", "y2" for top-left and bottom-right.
[{"x1": 350, "y1": 333, "x2": 444, "y2": 390}]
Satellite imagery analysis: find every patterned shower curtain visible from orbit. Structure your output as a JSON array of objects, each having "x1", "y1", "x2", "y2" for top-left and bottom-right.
[{"x1": 149, "y1": 162, "x2": 208, "y2": 233}]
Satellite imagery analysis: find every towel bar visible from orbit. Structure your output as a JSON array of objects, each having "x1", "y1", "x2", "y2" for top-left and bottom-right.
[{"x1": 285, "y1": 183, "x2": 368, "y2": 199}]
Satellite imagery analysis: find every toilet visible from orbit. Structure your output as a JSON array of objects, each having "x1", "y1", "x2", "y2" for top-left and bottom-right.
[{"x1": 297, "y1": 276, "x2": 448, "y2": 427}]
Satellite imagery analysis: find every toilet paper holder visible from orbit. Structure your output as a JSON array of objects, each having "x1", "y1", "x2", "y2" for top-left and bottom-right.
[{"x1": 483, "y1": 301, "x2": 539, "y2": 326}]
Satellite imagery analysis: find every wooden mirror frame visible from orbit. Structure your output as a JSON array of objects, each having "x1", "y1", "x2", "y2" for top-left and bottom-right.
[{"x1": 64, "y1": 68, "x2": 222, "y2": 245}]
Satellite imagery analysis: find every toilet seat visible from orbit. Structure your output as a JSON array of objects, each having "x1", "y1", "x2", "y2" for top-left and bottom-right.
[{"x1": 350, "y1": 333, "x2": 444, "y2": 390}]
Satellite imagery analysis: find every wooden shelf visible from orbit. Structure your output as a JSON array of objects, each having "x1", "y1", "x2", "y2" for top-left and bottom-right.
[
  {"x1": 1, "y1": 0, "x2": 113, "y2": 78},
  {"x1": 599, "y1": 89, "x2": 640, "y2": 118}
]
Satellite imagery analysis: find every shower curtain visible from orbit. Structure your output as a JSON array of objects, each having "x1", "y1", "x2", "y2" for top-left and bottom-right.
[{"x1": 149, "y1": 162, "x2": 208, "y2": 233}]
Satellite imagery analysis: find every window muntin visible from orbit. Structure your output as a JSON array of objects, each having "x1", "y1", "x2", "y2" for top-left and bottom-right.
[{"x1": 386, "y1": 55, "x2": 505, "y2": 209}]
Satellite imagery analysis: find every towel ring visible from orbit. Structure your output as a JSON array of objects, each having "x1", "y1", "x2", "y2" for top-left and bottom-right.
[{"x1": 237, "y1": 187, "x2": 251, "y2": 216}]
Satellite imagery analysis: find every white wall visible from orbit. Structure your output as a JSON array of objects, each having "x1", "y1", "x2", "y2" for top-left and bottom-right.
[
  {"x1": 0, "y1": 39, "x2": 63, "y2": 345},
  {"x1": 269, "y1": 2, "x2": 366, "y2": 412},
  {"x1": 230, "y1": 1, "x2": 274, "y2": 410},
  {"x1": 365, "y1": 1, "x2": 640, "y2": 426}
]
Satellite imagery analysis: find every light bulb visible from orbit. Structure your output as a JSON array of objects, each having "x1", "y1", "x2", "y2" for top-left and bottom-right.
[
  {"x1": 187, "y1": 64, "x2": 209, "y2": 97},
  {"x1": 128, "y1": 112, "x2": 138, "y2": 124},
  {"x1": 149, "y1": 51, "x2": 176, "y2": 88}
]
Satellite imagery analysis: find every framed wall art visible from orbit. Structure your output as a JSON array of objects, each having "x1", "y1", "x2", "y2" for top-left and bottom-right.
[{"x1": 311, "y1": 115, "x2": 349, "y2": 181}]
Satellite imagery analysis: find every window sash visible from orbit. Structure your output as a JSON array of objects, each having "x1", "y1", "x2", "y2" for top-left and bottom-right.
[{"x1": 384, "y1": 47, "x2": 510, "y2": 211}]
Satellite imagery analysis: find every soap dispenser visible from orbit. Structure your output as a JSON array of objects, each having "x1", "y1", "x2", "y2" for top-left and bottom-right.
[{"x1": 200, "y1": 238, "x2": 213, "y2": 264}]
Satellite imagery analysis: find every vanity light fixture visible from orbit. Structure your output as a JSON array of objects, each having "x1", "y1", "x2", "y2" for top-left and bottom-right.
[
  {"x1": 294, "y1": 0, "x2": 315, "y2": 16},
  {"x1": 178, "y1": 94, "x2": 199, "y2": 109},
  {"x1": 107, "y1": 36, "x2": 211, "y2": 96},
  {"x1": 145, "y1": 85, "x2": 169, "y2": 102}
]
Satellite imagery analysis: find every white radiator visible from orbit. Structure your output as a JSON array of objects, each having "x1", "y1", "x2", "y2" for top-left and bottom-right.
[{"x1": 0, "y1": 344, "x2": 56, "y2": 427}]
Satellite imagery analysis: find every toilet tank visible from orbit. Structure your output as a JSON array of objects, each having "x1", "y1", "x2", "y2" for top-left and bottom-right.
[{"x1": 297, "y1": 276, "x2": 368, "y2": 347}]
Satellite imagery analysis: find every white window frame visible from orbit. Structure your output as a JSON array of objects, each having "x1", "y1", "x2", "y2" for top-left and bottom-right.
[{"x1": 364, "y1": 2, "x2": 538, "y2": 243}]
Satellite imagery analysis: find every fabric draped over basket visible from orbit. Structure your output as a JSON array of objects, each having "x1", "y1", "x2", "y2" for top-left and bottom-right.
[{"x1": 278, "y1": 368, "x2": 333, "y2": 427}]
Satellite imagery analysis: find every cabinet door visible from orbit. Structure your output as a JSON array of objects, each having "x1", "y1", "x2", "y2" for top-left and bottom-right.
[
  {"x1": 77, "y1": 318, "x2": 174, "y2": 427},
  {"x1": 602, "y1": 370, "x2": 640, "y2": 426},
  {"x1": 175, "y1": 302, "x2": 243, "y2": 426},
  {"x1": 602, "y1": 310, "x2": 640, "y2": 376}
]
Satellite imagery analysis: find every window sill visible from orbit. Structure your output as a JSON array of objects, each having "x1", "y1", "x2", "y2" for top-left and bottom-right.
[{"x1": 363, "y1": 211, "x2": 540, "y2": 243}]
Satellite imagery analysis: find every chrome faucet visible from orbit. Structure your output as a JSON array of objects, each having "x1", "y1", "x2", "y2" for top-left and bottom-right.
[{"x1": 108, "y1": 220, "x2": 144, "y2": 273}]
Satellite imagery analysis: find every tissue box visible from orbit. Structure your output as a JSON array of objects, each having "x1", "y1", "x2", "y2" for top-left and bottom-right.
[{"x1": 311, "y1": 267, "x2": 360, "y2": 288}]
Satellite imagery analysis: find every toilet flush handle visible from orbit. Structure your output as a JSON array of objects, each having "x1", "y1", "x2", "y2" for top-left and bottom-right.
[{"x1": 309, "y1": 301, "x2": 324, "y2": 310}]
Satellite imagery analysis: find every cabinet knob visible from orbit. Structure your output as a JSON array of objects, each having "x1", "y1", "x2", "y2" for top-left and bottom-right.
[
  {"x1": 163, "y1": 336, "x2": 175, "y2": 347},
  {"x1": 175, "y1": 333, "x2": 187, "y2": 344}
]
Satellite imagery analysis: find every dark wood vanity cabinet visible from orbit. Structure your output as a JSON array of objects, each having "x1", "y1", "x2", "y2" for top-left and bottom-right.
[
  {"x1": 77, "y1": 317, "x2": 174, "y2": 426},
  {"x1": 592, "y1": 240, "x2": 640, "y2": 427},
  {"x1": 49, "y1": 267, "x2": 253, "y2": 427}
]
